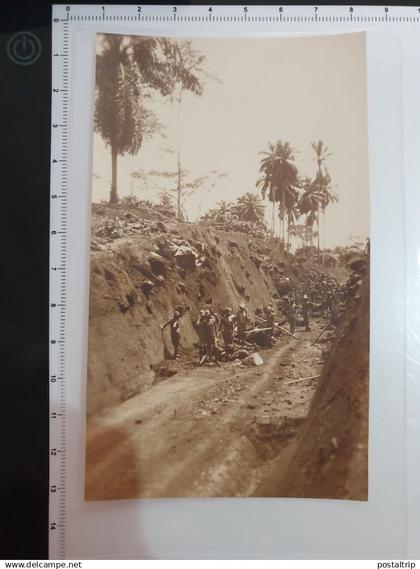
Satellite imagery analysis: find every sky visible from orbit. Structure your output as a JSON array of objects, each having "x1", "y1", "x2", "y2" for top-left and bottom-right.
[{"x1": 92, "y1": 32, "x2": 369, "y2": 248}]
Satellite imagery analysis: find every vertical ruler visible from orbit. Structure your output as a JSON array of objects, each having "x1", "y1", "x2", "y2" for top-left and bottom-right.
[{"x1": 49, "y1": 6, "x2": 70, "y2": 560}]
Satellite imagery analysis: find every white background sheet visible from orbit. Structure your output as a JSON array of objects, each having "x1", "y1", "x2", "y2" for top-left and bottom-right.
[{"x1": 49, "y1": 5, "x2": 419, "y2": 559}]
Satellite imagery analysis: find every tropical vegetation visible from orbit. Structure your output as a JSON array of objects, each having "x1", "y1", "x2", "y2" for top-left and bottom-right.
[{"x1": 257, "y1": 139, "x2": 338, "y2": 252}]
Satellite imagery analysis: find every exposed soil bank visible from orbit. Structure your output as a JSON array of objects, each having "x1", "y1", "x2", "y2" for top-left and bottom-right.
[
  {"x1": 265, "y1": 272, "x2": 369, "y2": 500},
  {"x1": 88, "y1": 219, "x2": 307, "y2": 416},
  {"x1": 86, "y1": 205, "x2": 369, "y2": 500}
]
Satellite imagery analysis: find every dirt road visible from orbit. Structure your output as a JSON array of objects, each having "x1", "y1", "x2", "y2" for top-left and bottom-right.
[{"x1": 85, "y1": 320, "x2": 328, "y2": 500}]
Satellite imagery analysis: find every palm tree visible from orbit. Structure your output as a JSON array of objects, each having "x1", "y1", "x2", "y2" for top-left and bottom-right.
[
  {"x1": 257, "y1": 141, "x2": 299, "y2": 240},
  {"x1": 234, "y1": 193, "x2": 266, "y2": 225},
  {"x1": 213, "y1": 200, "x2": 232, "y2": 222},
  {"x1": 280, "y1": 184, "x2": 300, "y2": 251},
  {"x1": 202, "y1": 200, "x2": 234, "y2": 226},
  {"x1": 317, "y1": 168, "x2": 338, "y2": 251},
  {"x1": 289, "y1": 224, "x2": 306, "y2": 251},
  {"x1": 257, "y1": 141, "x2": 279, "y2": 234},
  {"x1": 95, "y1": 36, "x2": 206, "y2": 205},
  {"x1": 298, "y1": 177, "x2": 321, "y2": 248},
  {"x1": 310, "y1": 140, "x2": 332, "y2": 252}
]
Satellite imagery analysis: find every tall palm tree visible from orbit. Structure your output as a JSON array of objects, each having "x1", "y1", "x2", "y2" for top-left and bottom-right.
[
  {"x1": 257, "y1": 141, "x2": 299, "y2": 240},
  {"x1": 298, "y1": 177, "x2": 321, "y2": 248},
  {"x1": 317, "y1": 168, "x2": 338, "y2": 251},
  {"x1": 257, "y1": 141, "x2": 281, "y2": 235},
  {"x1": 280, "y1": 184, "x2": 300, "y2": 251},
  {"x1": 234, "y1": 192, "x2": 265, "y2": 225},
  {"x1": 95, "y1": 35, "x2": 206, "y2": 205},
  {"x1": 289, "y1": 224, "x2": 307, "y2": 251},
  {"x1": 95, "y1": 35, "x2": 145, "y2": 204}
]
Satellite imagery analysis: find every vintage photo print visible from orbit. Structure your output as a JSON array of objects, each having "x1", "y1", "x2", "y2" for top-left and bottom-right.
[{"x1": 85, "y1": 32, "x2": 369, "y2": 500}]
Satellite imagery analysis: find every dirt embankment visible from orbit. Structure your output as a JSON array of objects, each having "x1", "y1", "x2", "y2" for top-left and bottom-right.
[
  {"x1": 263, "y1": 268, "x2": 370, "y2": 501},
  {"x1": 86, "y1": 206, "x2": 369, "y2": 500},
  {"x1": 85, "y1": 319, "x2": 324, "y2": 500},
  {"x1": 87, "y1": 214, "x2": 306, "y2": 416}
]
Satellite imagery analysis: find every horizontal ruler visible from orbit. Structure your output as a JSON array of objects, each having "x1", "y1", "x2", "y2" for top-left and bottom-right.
[{"x1": 52, "y1": 5, "x2": 420, "y2": 24}]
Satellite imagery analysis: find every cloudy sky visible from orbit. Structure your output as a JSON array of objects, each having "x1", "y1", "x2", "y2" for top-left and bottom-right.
[{"x1": 92, "y1": 32, "x2": 369, "y2": 248}]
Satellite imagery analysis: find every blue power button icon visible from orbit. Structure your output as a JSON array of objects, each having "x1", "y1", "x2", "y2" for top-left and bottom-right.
[{"x1": 7, "y1": 32, "x2": 42, "y2": 65}]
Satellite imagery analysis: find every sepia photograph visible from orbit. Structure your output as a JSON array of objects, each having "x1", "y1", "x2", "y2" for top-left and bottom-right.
[{"x1": 85, "y1": 32, "x2": 369, "y2": 501}]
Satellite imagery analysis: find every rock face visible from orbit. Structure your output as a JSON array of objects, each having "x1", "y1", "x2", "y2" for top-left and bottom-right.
[
  {"x1": 87, "y1": 219, "x2": 305, "y2": 416},
  {"x1": 278, "y1": 270, "x2": 370, "y2": 500}
]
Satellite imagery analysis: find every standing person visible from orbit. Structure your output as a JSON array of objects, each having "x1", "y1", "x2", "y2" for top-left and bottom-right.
[
  {"x1": 202, "y1": 310, "x2": 218, "y2": 363},
  {"x1": 263, "y1": 304, "x2": 276, "y2": 346},
  {"x1": 193, "y1": 309, "x2": 206, "y2": 361},
  {"x1": 161, "y1": 309, "x2": 182, "y2": 359},
  {"x1": 236, "y1": 303, "x2": 250, "y2": 344},
  {"x1": 329, "y1": 301, "x2": 340, "y2": 327},
  {"x1": 285, "y1": 297, "x2": 296, "y2": 335},
  {"x1": 325, "y1": 289, "x2": 333, "y2": 315},
  {"x1": 220, "y1": 307, "x2": 236, "y2": 349},
  {"x1": 254, "y1": 307, "x2": 264, "y2": 326},
  {"x1": 301, "y1": 294, "x2": 311, "y2": 332},
  {"x1": 210, "y1": 307, "x2": 220, "y2": 336}
]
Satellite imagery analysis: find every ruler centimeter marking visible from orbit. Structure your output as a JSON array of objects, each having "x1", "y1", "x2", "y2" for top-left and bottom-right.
[
  {"x1": 50, "y1": 6, "x2": 70, "y2": 560},
  {"x1": 49, "y1": 3, "x2": 420, "y2": 559},
  {"x1": 65, "y1": 6, "x2": 420, "y2": 24}
]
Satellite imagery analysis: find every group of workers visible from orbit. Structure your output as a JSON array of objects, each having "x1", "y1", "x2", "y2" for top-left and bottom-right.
[
  {"x1": 190, "y1": 304, "x2": 255, "y2": 363},
  {"x1": 161, "y1": 269, "x2": 347, "y2": 362}
]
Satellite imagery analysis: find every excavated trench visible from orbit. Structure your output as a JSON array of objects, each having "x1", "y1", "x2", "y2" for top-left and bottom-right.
[
  {"x1": 246, "y1": 418, "x2": 306, "y2": 462},
  {"x1": 86, "y1": 209, "x2": 369, "y2": 500}
]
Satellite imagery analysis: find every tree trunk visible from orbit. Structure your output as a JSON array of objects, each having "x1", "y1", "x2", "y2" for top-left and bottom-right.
[
  {"x1": 109, "y1": 145, "x2": 118, "y2": 204},
  {"x1": 271, "y1": 199, "x2": 275, "y2": 236},
  {"x1": 317, "y1": 203, "x2": 320, "y2": 254},
  {"x1": 129, "y1": 154, "x2": 134, "y2": 196},
  {"x1": 176, "y1": 91, "x2": 183, "y2": 221},
  {"x1": 278, "y1": 209, "x2": 281, "y2": 239},
  {"x1": 281, "y1": 192, "x2": 285, "y2": 246},
  {"x1": 177, "y1": 148, "x2": 182, "y2": 220}
]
